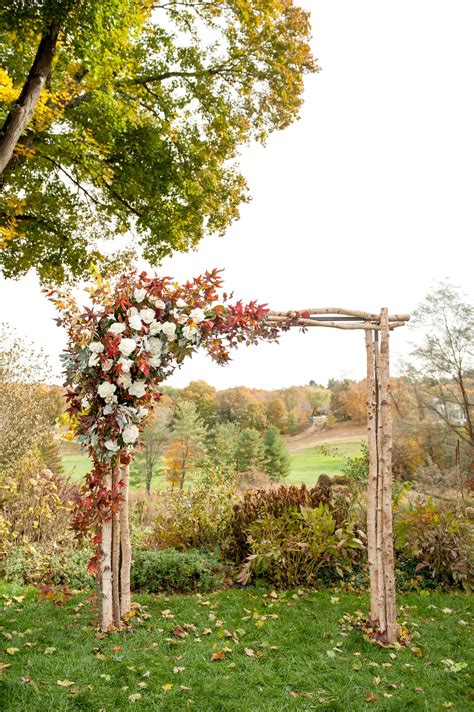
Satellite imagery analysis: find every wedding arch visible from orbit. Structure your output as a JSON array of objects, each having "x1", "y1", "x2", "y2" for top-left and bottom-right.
[{"x1": 50, "y1": 272, "x2": 408, "y2": 645}]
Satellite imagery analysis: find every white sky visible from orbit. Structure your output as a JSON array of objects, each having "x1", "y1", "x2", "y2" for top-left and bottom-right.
[{"x1": 1, "y1": 0, "x2": 473, "y2": 389}]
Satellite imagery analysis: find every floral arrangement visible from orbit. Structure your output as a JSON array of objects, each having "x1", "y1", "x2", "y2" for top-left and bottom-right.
[{"x1": 48, "y1": 269, "x2": 298, "y2": 551}]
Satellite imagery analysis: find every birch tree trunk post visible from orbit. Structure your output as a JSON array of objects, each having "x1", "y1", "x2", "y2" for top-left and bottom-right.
[
  {"x1": 100, "y1": 466, "x2": 113, "y2": 631},
  {"x1": 119, "y1": 461, "x2": 132, "y2": 618},
  {"x1": 374, "y1": 332, "x2": 387, "y2": 635},
  {"x1": 111, "y1": 464, "x2": 121, "y2": 627},
  {"x1": 365, "y1": 329, "x2": 379, "y2": 624},
  {"x1": 379, "y1": 308, "x2": 397, "y2": 643}
]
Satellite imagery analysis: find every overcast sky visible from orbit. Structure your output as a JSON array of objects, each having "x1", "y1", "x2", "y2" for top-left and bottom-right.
[{"x1": 1, "y1": 0, "x2": 472, "y2": 389}]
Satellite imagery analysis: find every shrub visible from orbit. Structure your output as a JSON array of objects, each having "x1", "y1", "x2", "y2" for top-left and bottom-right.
[
  {"x1": 3, "y1": 543, "x2": 94, "y2": 589},
  {"x1": 237, "y1": 502, "x2": 365, "y2": 588},
  {"x1": 394, "y1": 501, "x2": 474, "y2": 590},
  {"x1": 148, "y1": 471, "x2": 236, "y2": 550},
  {"x1": 0, "y1": 450, "x2": 77, "y2": 557},
  {"x1": 131, "y1": 549, "x2": 225, "y2": 593},
  {"x1": 224, "y1": 483, "x2": 332, "y2": 565}
]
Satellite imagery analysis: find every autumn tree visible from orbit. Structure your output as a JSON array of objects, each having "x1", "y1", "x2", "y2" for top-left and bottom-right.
[
  {"x1": 165, "y1": 401, "x2": 207, "y2": 489},
  {"x1": 0, "y1": 322, "x2": 60, "y2": 471},
  {"x1": 266, "y1": 394, "x2": 289, "y2": 431},
  {"x1": 181, "y1": 380, "x2": 217, "y2": 428},
  {"x1": 134, "y1": 404, "x2": 172, "y2": 494},
  {"x1": 0, "y1": 1, "x2": 316, "y2": 281}
]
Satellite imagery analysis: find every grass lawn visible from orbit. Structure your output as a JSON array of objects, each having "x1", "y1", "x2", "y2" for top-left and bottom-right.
[
  {"x1": 61, "y1": 443, "x2": 91, "y2": 483},
  {"x1": 288, "y1": 440, "x2": 364, "y2": 486},
  {"x1": 1, "y1": 582, "x2": 472, "y2": 711}
]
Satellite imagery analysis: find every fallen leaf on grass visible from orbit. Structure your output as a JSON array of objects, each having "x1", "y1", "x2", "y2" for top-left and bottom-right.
[
  {"x1": 442, "y1": 659, "x2": 467, "y2": 673},
  {"x1": 372, "y1": 676, "x2": 381, "y2": 686},
  {"x1": 244, "y1": 648, "x2": 255, "y2": 657},
  {"x1": 57, "y1": 680, "x2": 75, "y2": 687},
  {"x1": 365, "y1": 692, "x2": 379, "y2": 703},
  {"x1": 44, "y1": 647, "x2": 56, "y2": 655},
  {"x1": 162, "y1": 683, "x2": 173, "y2": 691},
  {"x1": 161, "y1": 609, "x2": 174, "y2": 619},
  {"x1": 173, "y1": 666, "x2": 185, "y2": 674},
  {"x1": 6, "y1": 647, "x2": 19, "y2": 655},
  {"x1": 210, "y1": 651, "x2": 226, "y2": 661},
  {"x1": 128, "y1": 693, "x2": 141, "y2": 702},
  {"x1": 415, "y1": 688, "x2": 425, "y2": 694}
]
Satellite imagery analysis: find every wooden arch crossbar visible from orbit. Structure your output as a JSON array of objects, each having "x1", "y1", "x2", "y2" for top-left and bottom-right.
[{"x1": 266, "y1": 307, "x2": 410, "y2": 644}]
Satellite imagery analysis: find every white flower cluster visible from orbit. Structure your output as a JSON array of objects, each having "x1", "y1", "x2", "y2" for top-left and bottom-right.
[{"x1": 82, "y1": 287, "x2": 209, "y2": 458}]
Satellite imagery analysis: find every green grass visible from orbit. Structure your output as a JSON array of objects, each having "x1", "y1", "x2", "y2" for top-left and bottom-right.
[
  {"x1": 1, "y1": 582, "x2": 472, "y2": 711},
  {"x1": 61, "y1": 444, "x2": 91, "y2": 482},
  {"x1": 288, "y1": 440, "x2": 364, "y2": 486}
]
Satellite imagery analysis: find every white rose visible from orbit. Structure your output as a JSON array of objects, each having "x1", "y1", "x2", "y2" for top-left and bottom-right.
[
  {"x1": 102, "y1": 358, "x2": 113, "y2": 372},
  {"x1": 161, "y1": 321, "x2": 177, "y2": 340},
  {"x1": 122, "y1": 423, "x2": 139, "y2": 444},
  {"x1": 175, "y1": 297, "x2": 186, "y2": 308},
  {"x1": 128, "y1": 381, "x2": 147, "y2": 398},
  {"x1": 98, "y1": 382, "x2": 117, "y2": 401},
  {"x1": 136, "y1": 407, "x2": 149, "y2": 420},
  {"x1": 117, "y1": 373, "x2": 132, "y2": 389},
  {"x1": 108, "y1": 322, "x2": 126, "y2": 335},
  {"x1": 129, "y1": 314, "x2": 142, "y2": 331},
  {"x1": 88, "y1": 352, "x2": 100, "y2": 367},
  {"x1": 190, "y1": 307, "x2": 205, "y2": 323},
  {"x1": 104, "y1": 439, "x2": 120, "y2": 452},
  {"x1": 118, "y1": 357, "x2": 133, "y2": 373},
  {"x1": 118, "y1": 338, "x2": 137, "y2": 357},
  {"x1": 128, "y1": 306, "x2": 138, "y2": 316},
  {"x1": 149, "y1": 355, "x2": 163, "y2": 367},
  {"x1": 139, "y1": 308, "x2": 155, "y2": 324},
  {"x1": 147, "y1": 337, "x2": 163, "y2": 355},
  {"x1": 182, "y1": 324, "x2": 197, "y2": 341},
  {"x1": 155, "y1": 299, "x2": 166, "y2": 310},
  {"x1": 134, "y1": 288, "x2": 147, "y2": 303},
  {"x1": 149, "y1": 320, "x2": 162, "y2": 335},
  {"x1": 176, "y1": 313, "x2": 188, "y2": 325},
  {"x1": 89, "y1": 341, "x2": 104, "y2": 353}
]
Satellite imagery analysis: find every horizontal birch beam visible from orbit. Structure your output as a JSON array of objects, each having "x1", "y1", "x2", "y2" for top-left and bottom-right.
[
  {"x1": 268, "y1": 308, "x2": 410, "y2": 323},
  {"x1": 267, "y1": 315, "x2": 406, "y2": 330}
]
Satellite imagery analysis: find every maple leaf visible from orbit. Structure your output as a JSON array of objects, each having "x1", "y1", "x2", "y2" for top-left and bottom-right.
[
  {"x1": 210, "y1": 651, "x2": 226, "y2": 661},
  {"x1": 57, "y1": 680, "x2": 75, "y2": 687}
]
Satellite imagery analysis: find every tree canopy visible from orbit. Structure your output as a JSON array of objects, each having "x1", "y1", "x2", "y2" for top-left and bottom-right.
[{"x1": 0, "y1": 0, "x2": 316, "y2": 282}]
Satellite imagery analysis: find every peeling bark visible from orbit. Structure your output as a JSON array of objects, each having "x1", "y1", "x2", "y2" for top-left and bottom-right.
[{"x1": 119, "y1": 462, "x2": 132, "y2": 617}]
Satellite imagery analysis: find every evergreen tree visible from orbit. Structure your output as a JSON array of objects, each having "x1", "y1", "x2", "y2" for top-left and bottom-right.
[
  {"x1": 235, "y1": 427, "x2": 266, "y2": 472},
  {"x1": 209, "y1": 421, "x2": 240, "y2": 474},
  {"x1": 263, "y1": 426, "x2": 291, "y2": 480}
]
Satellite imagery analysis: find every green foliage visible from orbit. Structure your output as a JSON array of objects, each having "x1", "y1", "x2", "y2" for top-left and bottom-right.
[
  {"x1": 394, "y1": 501, "x2": 474, "y2": 591},
  {"x1": 224, "y1": 483, "x2": 332, "y2": 565},
  {"x1": 237, "y1": 501, "x2": 364, "y2": 588},
  {"x1": 1, "y1": 1, "x2": 316, "y2": 282},
  {"x1": 2, "y1": 543, "x2": 93, "y2": 589},
  {"x1": 235, "y1": 427, "x2": 266, "y2": 472},
  {"x1": 131, "y1": 549, "x2": 225, "y2": 594},
  {"x1": 208, "y1": 421, "x2": 240, "y2": 474},
  {"x1": 149, "y1": 473, "x2": 236, "y2": 551},
  {"x1": 262, "y1": 425, "x2": 290, "y2": 479},
  {"x1": 340, "y1": 442, "x2": 369, "y2": 482}
]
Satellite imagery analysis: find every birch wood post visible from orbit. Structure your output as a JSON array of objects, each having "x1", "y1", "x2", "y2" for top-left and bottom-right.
[
  {"x1": 379, "y1": 308, "x2": 397, "y2": 643},
  {"x1": 374, "y1": 333, "x2": 387, "y2": 634},
  {"x1": 365, "y1": 329, "x2": 379, "y2": 623},
  {"x1": 111, "y1": 464, "x2": 121, "y2": 627},
  {"x1": 119, "y1": 461, "x2": 132, "y2": 617},
  {"x1": 100, "y1": 466, "x2": 113, "y2": 630}
]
